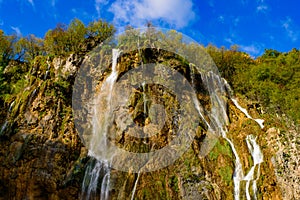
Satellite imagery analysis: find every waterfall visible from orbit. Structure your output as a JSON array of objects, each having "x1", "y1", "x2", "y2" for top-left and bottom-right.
[
  {"x1": 194, "y1": 72, "x2": 265, "y2": 200},
  {"x1": 244, "y1": 135, "x2": 263, "y2": 200},
  {"x1": 79, "y1": 47, "x2": 265, "y2": 199},
  {"x1": 229, "y1": 97, "x2": 264, "y2": 199},
  {"x1": 44, "y1": 60, "x2": 51, "y2": 80},
  {"x1": 81, "y1": 160, "x2": 103, "y2": 199},
  {"x1": 231, "y1": 99, "x2": 264, "y2": 129},
  {"x1": 8, "y1": 101, "x2": 15, "y2": 113},
  {"x1": 198, "y1": 72, "x2": 244, "y2": 200},
  {"x1": 0, "y1": 121, "x2": 8, "y2": 135},
  {"x1": 27, "y1": 88, "x2": 37, "y2": 107},
  {"x1": 100, "y1": 160, "x2": 111, "y2": 200},
  {"x1": 193, "y1": 96, "x2": 211, "y2": 129},
  {"x1": 81, "y1": 49, "x2": 120, "y2": 199},
  {"x1": 222, "y1": 78, "x2": 266, "y2": 199},
  {"x1": 0, "y1": 100, "x2": 15, "y2": 136},
  {"x1": 130, "y1": 172, "x2": 141, "y2": 200}
]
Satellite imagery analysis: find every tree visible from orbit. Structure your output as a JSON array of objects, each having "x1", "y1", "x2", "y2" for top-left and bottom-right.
[
  {"x1": 86, "y1": 19, "x2": 115, "y2": 48},
  {"x1": 14, "y1": 34, "x2": 44, "y2": 61},
  {"x1": 45, "y1": 19, "x2": 115, "y2": 55},
  {"x1": 66, "y1": 18, "x2": 86, "y2": 53},
  {"x1": 0, "y1": 30, "x2": 16, "y2": 65},
  {"x1": 44, "y1": 23, "x2": 69, "y2": 56}
]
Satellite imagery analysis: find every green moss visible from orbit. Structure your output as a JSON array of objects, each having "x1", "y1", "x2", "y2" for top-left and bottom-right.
[
  {"x1": 209, "y1": 139, "x2": 233, "y2": 161},
  {"x1": 218, "y1": 166, "x2": 233, "y2": 186},
  {"x1": 169, "y1": 176, "x2": 179, "y2": 192},
  {"x1": 248, "y1": 155, "x2": 253, "y2": 167}
]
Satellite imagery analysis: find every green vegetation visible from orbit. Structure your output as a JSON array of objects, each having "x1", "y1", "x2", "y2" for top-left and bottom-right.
[
  {"x1": 0, "y1": 18, "x2": 114, "y2": 105},
  {"x1": 0, "y1": 19, "x2": 293, "y2": 199},
  {"x1": 44, "y1": 18, "x2": 115, "y2": 56},
  {"x1": 209, "y1": 139, "x2": 233, "y2": 160},
  {"x1": 0, "y1": 19, "x2": 298, "y2": 137},
  {"x1": 218, "y1": 166, "x2": 233, "y2": 186}
]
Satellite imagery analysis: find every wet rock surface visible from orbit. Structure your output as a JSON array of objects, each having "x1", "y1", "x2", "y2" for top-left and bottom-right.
[{"x1": 0, "y1": 48, "x2": 288, "y2": 199}]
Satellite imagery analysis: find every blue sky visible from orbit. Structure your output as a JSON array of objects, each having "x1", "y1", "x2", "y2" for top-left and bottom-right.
[{"x1": 0, "y1": 0, "x2": 299, "y2": 56}]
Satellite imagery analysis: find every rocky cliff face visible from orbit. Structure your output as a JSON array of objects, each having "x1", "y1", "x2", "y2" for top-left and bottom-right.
[
  {"x1": 0, "y1": 54, "x2": 87, "y2": 200},
  {"x1": 0, "y1": 47, "x2": 294, "y2": 200},
  {"x1": 266, "y1": 124, "x2": 300, "y2": 199}
]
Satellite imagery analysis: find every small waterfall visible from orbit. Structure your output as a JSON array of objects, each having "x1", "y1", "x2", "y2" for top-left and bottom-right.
[
  {"x1": 192, "y1": 96, "x2": 211, "y2": 129},
  {"x1": 221, "y1": 136, "x2": 243, "y2": 200},
  {"x1": 81, "y1": 159, "x2": 103, "y2": 199},
  {"x1": 231, "y1": 99, "x2": 264, "y2": 129},
  {"x1": 243, "y1": 135, "x2": 263, "y2": 200},
  {"x1": 44, "y1": 60, "x2": 51, "y2": 80},
  {"x1": 0, "y1": 100, "x2": 15, "y2": 136},
  {"x1": 229, "y1": 97, "x2": 264, "y2": 199},
  {"x1": 8, "y1": 101, "x2": 15, "y2": 113},
  {"x1": 190, "y1": 70, "x2": 266, "y2": 200},
  {"x1": 27, "y1": 88, "x2": 37, "y2": 107},
  {"x1": 81, "y1": 159, "x2": 111, "y2": 200},
  {"x1": 196, "y1": 72, "x2": 244, "y2": 200},
  {"x1": 0, "y1": 121, "x2": 8, "y2": 135},
  {"x1": 130, "y1": 172, "x2": 141, "y2": 200},
  {"x1": 81, "y1": 49, "x2": 120, "y2": 199},
  {"x1": 223, "y1": 78, "x2": 265, "y2": 198},
  {"x1": 100, "y1": 160, "x2": 111, "y2": 200}
]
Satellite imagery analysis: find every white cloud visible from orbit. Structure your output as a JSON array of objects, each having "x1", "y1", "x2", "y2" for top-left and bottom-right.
[
  {"x1": 256, "y1": 0, "x2": 268, "y2": 13},
  {"x1": 109, "y1": 0, "x2": 195, "y2": 29},
  {"x1": 240, "y1": 44, "x2": 261, "y2": 56},
  {"x1": 11, "y1": 26, "x2": 22, "y2": 36},
  {"x1": 233, "y1": 17, "x2": 240, "y2": 26},
  {"x1": 225, "y1": 38, "x2": 234, "y2": 44},
  {"x1": 218, "y1": 16, "x2": 225, "y2": 23},
  {"x1": 27, "y1": 0, "x2": 34, "y2": 7},
  {"x1": 71, "y1": 8, "x2": 76, "y2": 13},
  {"x1": 95, "y1": 0, "x2": 109, "y2": 17},
  {"x1": 256, "y1": 5, "x2": 268, "y2": 12},
  {"x1": 282, "y1": 17, "x2": 299, "y2": 42}
]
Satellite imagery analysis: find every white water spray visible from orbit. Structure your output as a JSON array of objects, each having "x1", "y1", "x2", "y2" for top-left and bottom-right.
[
  {"x1": 231, "y1": 99, "x2": 264, "y2": 129},
  {"x1": 82, "y1": 49, "x2": 120, "y2": 200},
  {"x1": 243, "y1": 135, "x2": 263, "y2": 199},
  {"x1": 231, "y1": 98, "x2": 264, "y2": 199},
  {"x1": 194, "y1": 73, "x2": 266, "y2": 200},
  {"x1": 131, "y1": 172, "x2": 141, "y2": 200},
  {"x1": 196, "y1": 72, "x2": 244, "y2": 200}
]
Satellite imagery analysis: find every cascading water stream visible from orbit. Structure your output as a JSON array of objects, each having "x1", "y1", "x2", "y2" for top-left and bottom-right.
[
  {"x1": 244, "y1": 135, "x2": 263, "y2": 200},
  {"x1": 44, "y1": 60, "x2": 51, "y2": 80},
  {"x1": 130, "y1": 172, "x2": 141, "y2": 200},
  {"x1": 231, "y1": 99, "x2": 264, "y2": 129},
  {"x1": 198, "y1": 72, "x2": 244, "y2": 200},
  {"x1": 8, "y1": 101, "x2": 15, "y2": 113},
  {"x1": 223, "y1": 77, "x2": 264, "y2": 129},
  {"x1": 81, "y1": 49, "x2": 120, "y2": 200},
  {"x1": 80, "y1": 47, "x2": 265, "y2": 199},
  {"x1": 82, "y1": 160, "x2": 103, "y2": 199},
  {"x1": 0, "y1": 100, "x2": 15, "y2": 135},
  {"x1": 231, "y1": 97, "x2": 264, "y2": 199},
  {"x1": 223, "y1": 79, "x2": 264, "y2": 199},
  {"x1": 27, "y1": 89, "x2": 37, "y2": 108},
  {"x1": 194, "y1": 71, "x2": 266, "y2": 200},
  {"x1": 223, "y1": 78, "x2": 266, "y2": 199}
]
